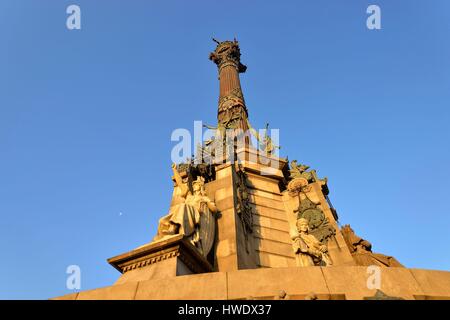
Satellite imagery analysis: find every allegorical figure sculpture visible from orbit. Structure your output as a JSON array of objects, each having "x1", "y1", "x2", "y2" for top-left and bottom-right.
[
  {"x1": 341, "y1": 225, "x2": 403, "y2": 267},
  {"x1": 289, "y1": 160, "x2": 327, "y2": 186},
  {"x1": 291, "y1": 218, "x2": 333, "y2": 266},
  {"x1": 286, "y1": 163, "x2": 336, "y2": 246},
  {"x1": 246, "y1": 119, "x2": 280, "y2": 156},
  {"x1": 154, "y1": 164, "x2": 217, "y2": 257}
]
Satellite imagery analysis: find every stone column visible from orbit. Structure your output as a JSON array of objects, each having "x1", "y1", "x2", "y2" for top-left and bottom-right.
[{"x1": 209, "y1": 39, "x2": 250, "y2": 134}]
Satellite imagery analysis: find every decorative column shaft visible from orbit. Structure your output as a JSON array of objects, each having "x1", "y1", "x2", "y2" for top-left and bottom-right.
[{"x1": 209, "y1": 39, "x2": 249, "y2": 133}]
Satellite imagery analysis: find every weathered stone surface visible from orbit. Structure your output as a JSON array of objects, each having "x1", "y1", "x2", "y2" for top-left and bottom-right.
[
  {"x1": 253, "y1": 225, "x2": 292, "y2": 244},
  {"x1": 322, "y1": 266, "x2": 424, "y2": 300},
  {"x1": 247, "y1": 188, "x2": 282, "y2": 201},
  {"x1": 257, "y1": 238, "x2": 294, "y2": 258},
  {"x1": 227, "y1": 267, "x2": 329, "y2": 299},
  {"x1": 257, "y1": 252, "x2": 296, "y2": 268},
  {"x1": 114, "y1": 258, "x2": 191, "y2": 285},
  {"x1": 253, "y1": 214, "x2": 290, "y2": 232},
  {"x1": 251, "y1": 205, "x2": 288, "y2": 222},
  {"x1": 250, "y1": 194, "x2": 285, "y2": 211},
  {"x1": 411, "y1": 269, "x2": 450, "y2": 298},
  {"x1": 135, "y1": 272, "x2": 227, "y2": 300},
  {"x1": 216, "y1": 238, "x2": 236, "y2": 258},
  {"x1": 52, "y1": 267, "x2": 450, "y2": 300},
  {"x1": 215, "y1": 167, "x2": 232, "y2": 180},
  {"x1": 50, "y1": 292, "x2": 79, "y2": 300},
  {"x1": 246, "y1": 175, "x2": 281, "y2": 194},
  {"x1": 214, "y1": 187, "x2": 234, "y2": 202},
  {"x1": 77, "y1": 282, "x2": 139, "y2": 300}
]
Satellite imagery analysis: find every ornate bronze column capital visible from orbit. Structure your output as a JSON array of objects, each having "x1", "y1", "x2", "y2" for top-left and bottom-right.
[{"x1": 209, "y1": 38, "x2": 247, "y2": 73}]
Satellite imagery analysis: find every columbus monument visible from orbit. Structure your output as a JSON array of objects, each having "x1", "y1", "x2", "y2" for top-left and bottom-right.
[{"x1": 54, "y1": 39, "x2": 450, "y2": 300}]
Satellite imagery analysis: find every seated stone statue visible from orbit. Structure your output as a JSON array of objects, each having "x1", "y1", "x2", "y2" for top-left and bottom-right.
[
  {"x1": 291, "y1": 218, "x2": 333, "y2": 266},
  {"x1": 153, "y1": 164, "x2": 217, "y2": 257},
  {"x1": 341, "y1": 225, "x2": 403, "y2": 267}
]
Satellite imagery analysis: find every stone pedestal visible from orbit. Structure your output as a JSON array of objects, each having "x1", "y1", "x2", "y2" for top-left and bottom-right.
[
  {"x1": 107, "y1": 234, "x2": 213, "y2": 285},
  {"x1": 50, "y1": 39, "x2": 450, "y2": 300},
  {"x1": 53, "y1": 266, "x2": 450, "y2": 300}
]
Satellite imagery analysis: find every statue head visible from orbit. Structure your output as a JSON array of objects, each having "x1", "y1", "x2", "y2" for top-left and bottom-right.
[
  {"x1": 192, "y1": 176, "x2": 206, "y2": 195},
  {"x1": 296, "y1": 218, "x2": 310, "y2": 233}
]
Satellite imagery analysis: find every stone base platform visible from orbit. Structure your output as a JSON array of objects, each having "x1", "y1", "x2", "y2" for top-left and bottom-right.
[
  {"x1": 107, "y1": 234, "x2": 213, "y2": 286},
  {"x1": 53, "y1": 266, "x2": 450, "y2": 300}
]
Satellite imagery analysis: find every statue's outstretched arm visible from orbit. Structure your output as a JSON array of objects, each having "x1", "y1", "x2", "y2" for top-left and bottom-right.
[
  {"x1": 172, "y1": 163, "x2": 188, "y2": 197},
  {"x1": 203, "y1": 123, "x2": 217, "y2": 130},
  {"x1": 246, "y1": 118, "x2": 261, "y2": 141}
]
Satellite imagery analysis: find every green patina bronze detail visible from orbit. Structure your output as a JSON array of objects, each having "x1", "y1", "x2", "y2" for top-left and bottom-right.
[
  {"x1": 289, "y1": 160, "x2": 327, "y2": 185},
  {"x1": 296, "y1": 196, "x2": 336, "y2": 245}
]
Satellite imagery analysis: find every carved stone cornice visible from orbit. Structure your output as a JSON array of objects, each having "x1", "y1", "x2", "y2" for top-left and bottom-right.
[{"x1": 107, "y1": 234, "x2": 213, "y2": 274}]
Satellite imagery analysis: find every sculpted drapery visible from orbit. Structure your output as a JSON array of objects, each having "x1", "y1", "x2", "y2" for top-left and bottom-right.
[
  {"x1": 292, "y1": 218, "x2": 333, "y2": 267},
  {"x1": 154, "y1": 164, "x2": 217, "y2": 257}
]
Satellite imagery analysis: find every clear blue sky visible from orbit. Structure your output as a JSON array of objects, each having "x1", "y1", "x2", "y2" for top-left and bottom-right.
[{"x1": 1, "y1": 0, "x2": 449, "y2": 299}]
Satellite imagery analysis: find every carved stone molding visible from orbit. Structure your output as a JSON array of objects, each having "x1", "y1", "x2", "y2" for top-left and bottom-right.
[{"x1": 107, "y1": 234, "x2": 213, "y2": 275}]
